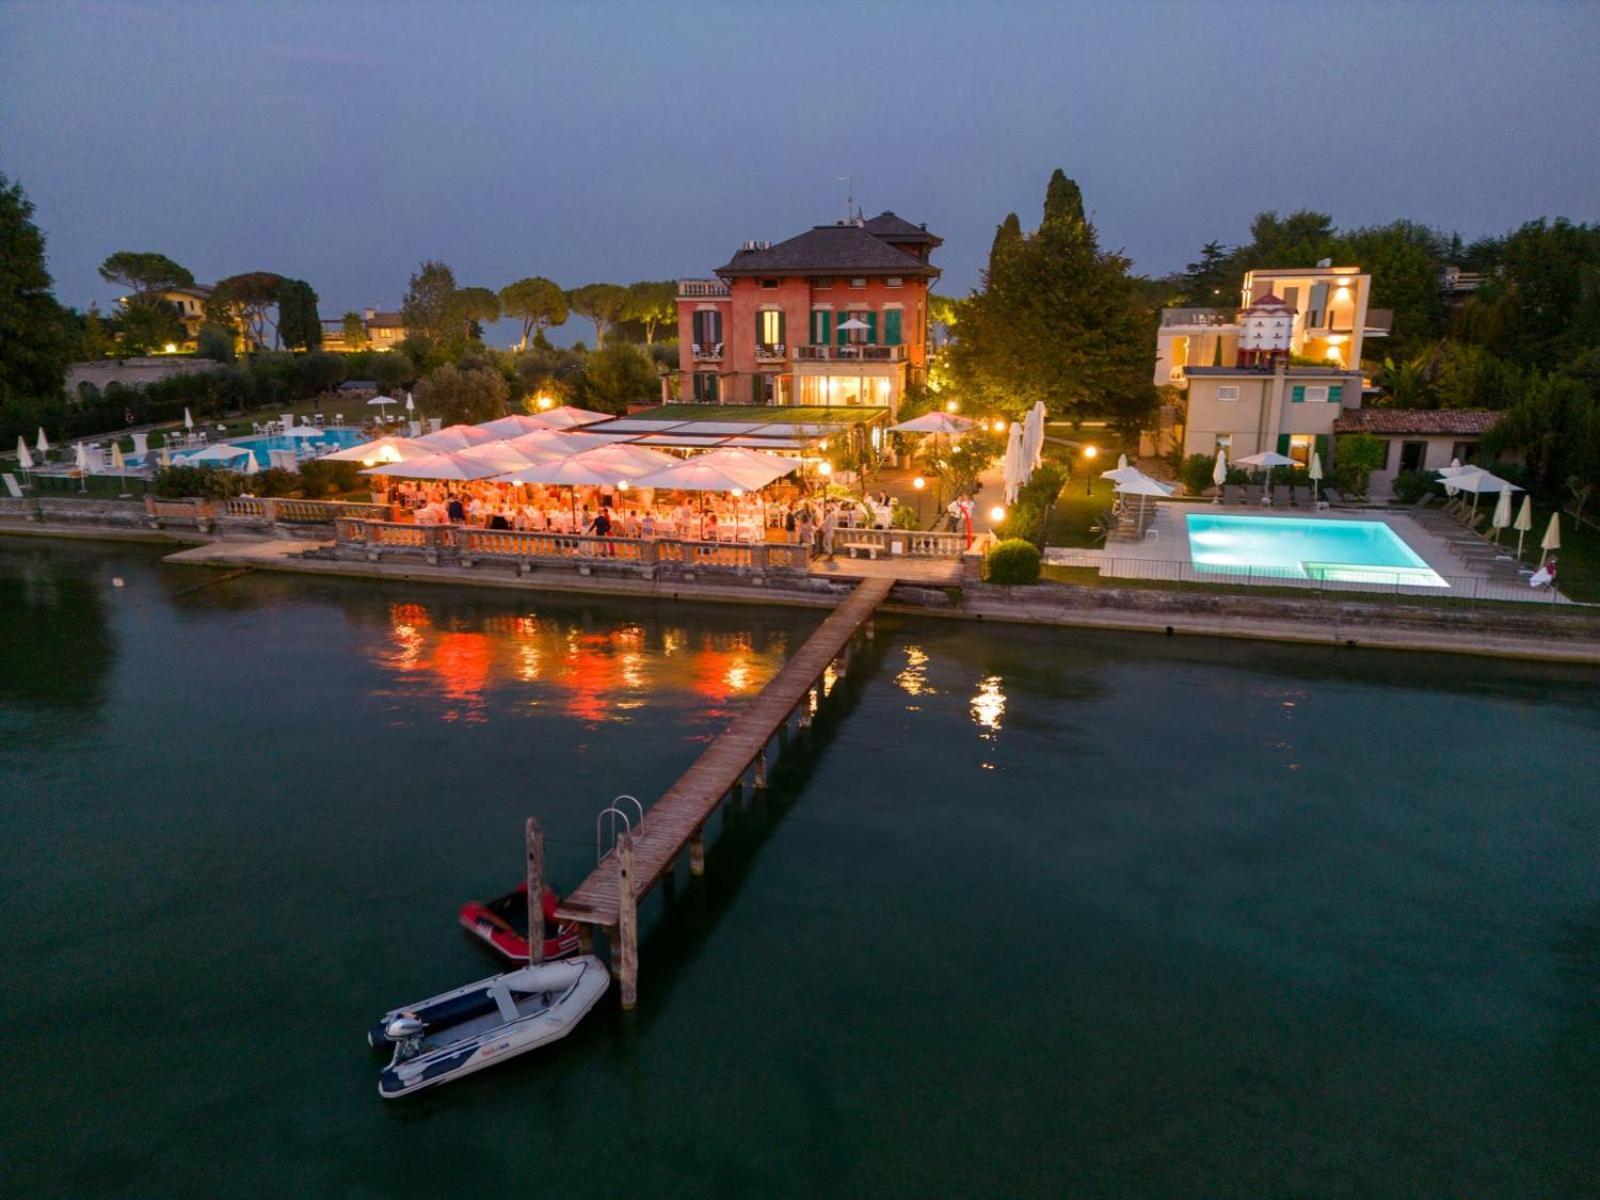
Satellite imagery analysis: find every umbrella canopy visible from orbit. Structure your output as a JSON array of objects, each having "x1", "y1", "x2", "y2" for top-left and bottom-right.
[
  {"x1": 367, "y1": 395, "x2": 400, "y2": 408},
  {"x1": 321, "y1": 435, "x2": 431, "y2": 464},
  {"x1": 836, "y1": 317, "x2": 870, "y2": 333},
  {"x1": 178, "y1": 443, "x2": 252, "y2": 464},
  {"x1": 36, "y1": 428, "x2": 50, "y2": 454},
  {"x1": 579, "y1": 442, "x2": 679, "y2": 477},
  {"x1": 183, "y1": 407, "x2": 194, "y2": 430},
  {"x1": 1438, "y1": 468, "x2": 1521, "y2": 495},
  {"x1": 890, "y1": 411, "x2": 975, "y2": 435},
  {"x1": 1002, "y1": 423, "x2": 1027, "y2": 505},
  {"x1": 688, "y1": 447, "x2": 800, "y2": 490},
  {"x1": 1100, "y1": 465, "x2": 1148, "y2": 484},
  {"x1": 494, "y1": 445, "x2": 676, "y2": 488},
  {"x1": 638, "y1": 456, "x2": 782, "y2": 493},
  {"x1": 1235, "y1": 450, "x2": 1297, "y2": 470},
  {"x1": 455, "y1": 441, "x2": 547, "y2": 473},
  {"x1": 1117, "y1": 452, "x2": 1130, "y2": 471},
  {"x1": 278, "y1": 425, "x2": 326, "y2": 438},
  {"x1": 534, "y1": 406, "x2": 610, "y2": 429},
  {"x1": 74, "y1": 443, "x2": 89, "y2": 471},
  {"x1": 504, "y1": 429, "x2": 609, "y2": 462},
  {"x1": 1540, "y1": 512, "x2": 1561, "y2": 555},
  {"x1": 415, "y1": 424, "x2": 500, "y2": 452},
  {"x1": 1113, "y1": 474, "x2": 1176, "y2": 498},
  {"x1": 17, "y1": 437, "x2": 34, "y2": 470},
  {"x1": 476, "y1": 414, "x2": 552, "y2": 439},
  {"x1": 1513, "y1": 494, "x2": 1534, "y2": 558},
  {"x1": 361, "y1": 451, "x2": 502, "y2": 481}
]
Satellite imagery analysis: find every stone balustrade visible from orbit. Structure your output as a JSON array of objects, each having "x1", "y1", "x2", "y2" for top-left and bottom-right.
[{"x1": 829, "y1": 527, "x2": 967, "y2": 558}]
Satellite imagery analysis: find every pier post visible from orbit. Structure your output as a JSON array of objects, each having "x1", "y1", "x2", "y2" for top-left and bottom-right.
[
  {"x1": 616, "y1": 832, "x2": 638, "y2": 1009},
  {"x1": 525, "y1": 817, "x2": 545, "y2": 965},
  {"x1": 578, "y1": 925, "x2": 594, "y2": 954},
  {"x1": 690, "y1": 827, "x2": 705, "y2": 876},
  {"x1": 754, "y1": 747, "x2": 768, "y2": 790}
]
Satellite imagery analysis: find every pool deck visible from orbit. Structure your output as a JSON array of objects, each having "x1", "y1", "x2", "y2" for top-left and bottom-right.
[{"x1": 1047, "y1": 502, "x2": 1566, "y2": 605}]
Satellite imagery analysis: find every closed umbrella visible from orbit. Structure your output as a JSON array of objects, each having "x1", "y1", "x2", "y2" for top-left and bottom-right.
[
  {"x1": 1308, "y1": 449, "x2": 1323, "y2": 505},
  {"x1": 110, "y1": 441, "x2": 126, "y2": 479},
  {"x1": 36, "y1": 427, "x2": 50, "y2": 455},
  {"x1": 237, "y1": 448, "x2": 258, "y2": 476},
  {"x1": 1490, "y1": 487, "x2": 1512, "y2": 543},
  {"x1": 1116, "y1": 452, "x2": 1129, "y2": 471},
  {"x1": 74, "y1": 442, "x2": 90, "y2": 492},
  {"x1": 1002, "y1": 422, "x2": 1025, "y2": 505},
  {"x1": 404, "y1": 392, "x2": 415, "y2": 413},
  {"x1": 1540, "y1": 512, "x2": 1561, "y2": 561},
  {"x1": 1513, "y1": 494, "x2": 1534, "y2": 559},
  {"x1": 17, "y1": 436, "x2": 34, "y2": 472},
  {"x1": 158, "y1": 444, "x2": 172, "y2": 468},
  {"x1": 183, "y1": 407, "x2": 194, "y2": 431},
  {"x1": 1211, "y1": 448, "x2": 1227, "y2": 503}
]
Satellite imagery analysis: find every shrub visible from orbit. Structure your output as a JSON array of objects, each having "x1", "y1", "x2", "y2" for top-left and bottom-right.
[
  {"x1": 1334, "y1": 432, "x2": 1387, "y2": 497},
  {"x1": 1392, "y1": 469, "x2": 1440, "y2": 505},
  {"x1": 249, "y1": 467, "x2": 301, "y2": 498},
  {"x1": 985, "y1": 538, "x2": 1041, "y2": 585},
  {"x1": 153, "y1": 465, "x2": 247, "y2": 500},
  {"x1": 299, "y1": 459, "x2": 361, "y2": 497},
  {"x1": 1180, "y1": 453, "x2": 1219, "y2": 496}
]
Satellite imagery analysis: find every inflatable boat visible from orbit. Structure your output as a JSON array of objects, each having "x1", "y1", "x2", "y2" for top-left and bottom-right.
[
  {"x1": 368, "y1": 955, "x2": 610, "y2": 1099},
  {"x1": 458, "y1": 883, "x2": 583, "y2": 963}
]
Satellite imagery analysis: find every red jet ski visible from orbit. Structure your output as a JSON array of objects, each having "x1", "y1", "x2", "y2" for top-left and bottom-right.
[{"x1": 458, "y1": 883, "x2": 583, "y2": 963}]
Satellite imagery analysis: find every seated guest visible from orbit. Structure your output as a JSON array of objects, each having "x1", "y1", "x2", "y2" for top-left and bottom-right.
[
  {"x1": 488, "y1": 509, "x2": 511, "y2": 531},
  {"x1": 446, "y1": 493, "x2": 466, "y2": 523}
]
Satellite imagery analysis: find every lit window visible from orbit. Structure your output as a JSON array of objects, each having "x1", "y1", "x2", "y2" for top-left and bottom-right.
[
  {"x1": 758, "y1": 310, "x2": 784, "y2": 348},
  {"x1": 849, "y1": 277, "x2": 866, "y2": 288},
  {"x1": 1288, "y1": 434, "x2": 1314, "y2": 467},
  {"x1": 1217, "y1": 386, "x2": 1240, "y2": 401},
  {"x1": 886, "y1": 277, "x2": 903, "y2": 288},
  {"x1": 1215, "y1": 434, "x2": 1233, "y2": 452},
  {"x1": 1306, "y1": 386, "x2": 1329, "y2": 403}
]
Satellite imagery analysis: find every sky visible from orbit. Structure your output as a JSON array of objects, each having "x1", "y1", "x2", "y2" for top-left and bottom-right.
[{"x1": 3, "y1": 0, "x2": 1597, "y2": 346}]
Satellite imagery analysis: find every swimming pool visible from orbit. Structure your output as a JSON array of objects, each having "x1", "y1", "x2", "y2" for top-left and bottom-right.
[
  {"x1": 1185, "y1": 513, "x2": 1449, "y2": 587},
  {"x1": 158, "y1": 427, "x2": 368, "y2": 469}
]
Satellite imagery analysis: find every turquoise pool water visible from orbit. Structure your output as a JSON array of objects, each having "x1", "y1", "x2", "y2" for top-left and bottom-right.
[
  {"x1": 1186, "y1": 513, "x2": 1449, "y2": 587},
  {"x1": 162, "y1": 427, "x2": 367, "y2": 469}
]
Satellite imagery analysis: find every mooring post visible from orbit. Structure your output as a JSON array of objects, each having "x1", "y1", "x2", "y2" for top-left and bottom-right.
[
  {"x1": 525, "y1": 817, "x2": 545, "y2": 966},
  {"x1": 754, "y1": 746, "x2": 768, "y2": 790},
  {"x1": 616, "y1": 832, "x2": 638, "y2": 1010},
  {"x1": 689, "y1": 826, "x2": 705, "y2": 876},
  {"x1": 577, "y1": 924, "x2": 594, "y2": 955}
]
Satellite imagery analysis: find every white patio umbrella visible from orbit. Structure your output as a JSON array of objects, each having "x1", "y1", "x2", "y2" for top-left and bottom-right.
[
  {"x1": 321, "y1": 434, "x2": 431, "y2": 465},
  {"x1": 1211, "y1": 448, "x2": 1228, "y2": 504},
  {"x1": 158, "y1": 444, "x2": 172, "y2": 468},
  {"x1": 1002, "y1": 422, "x2": 1026, "y2": 505},
  {"x1": 1116, "y1": 452, "x2": 1129, "y2": 471},
  {"x1": 456, "y1": 440, "x2": 547, "y2": 473},
  {"x1": 534, "y1": 406, "x2": 610, "y2": 429},
  {"x1": 183, "y1": 407, "x2": 194, "y2": 431},
  {"x1": 17, "y1": 437, "x2": 34, "y2": 472},
  {"x1": 690, "y1": 447, "x2": 801, "y2": 490},
  {"x1": 360, "y1": 451, "x2": 502, "y2": 481},
  {"x1": 36, "y1": 427, "x2": 50, "y2": 455},
  {"x1": 638, "y1": 456, "x2": 781, "y2": 493},
  {"x1": 1308, "y1": 449, "x2": 1323, "y2": 505},
  {"x1": 1113, "y1": 472, "x2": 1174, "y2": 530},
  {"x1": 278, "y1": 425, "x2": 326, "y2": 438},
  {"x1": 1540, "y1": 512, "x2": 1561, "y2": 561},
  {"x1": 179, "y1": 443, "x2": 252, "y2": 465},
  {"x1": 475, "y1": 414, "x2": 552, "y2": 439},
  {"x1": 1490, "y1": 486, "x2": 1513, "y2": 542},
  {"x1": 366, "y1": 396, "x2": 400, "y2": 423},
  {"x1": 74, "y1": 442, "x2": 89, "y2": 491},
  {"x1": 1439, "y1": 468, "x2": 1521, "y2": 519},
  {"x1": 1100, "y1": 465, "x2": 1148, "y2": 485},
  {"x1": 1234, "y1": 450, "x2": 1297, "y2": 471},
  {"x1": 836, "y1": 317, "x2": 870, "y2": 356},
  {"x1": 504, "y1": 428, "x2": 610, "y2": 461},
  {"x1": 110, "y1": 441, "x2": 126, "y2": 476},
  {"x1": 404, "y1": 392, "x2": 415, "y2": 413},
  {"x1": 237, "y1": 448, "x2": 258, "y2": 476},
  {"x1": 416, "y1": 423, "x2": 501, "y2": 452},
  {"x1": 890, "y1": 411, "x2": 974, "y2": 435},
  {"x1": 495, "y1": 445, "x2": 680, "y2": 527},
  {"x1": 1438, "y1": 459, "x2": 1470, "y2": 497},
  {"x1": 1512, "y1": 494, "x2": 1534, "y2": 559}
]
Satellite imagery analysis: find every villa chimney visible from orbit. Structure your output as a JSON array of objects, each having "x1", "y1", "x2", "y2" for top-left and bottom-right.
[{"x1": 363, "y1": 308, "x2": 375, "y2": 321}]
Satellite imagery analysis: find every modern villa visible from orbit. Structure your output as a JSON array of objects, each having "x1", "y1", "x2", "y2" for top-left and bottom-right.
[
  {"x1": 675, "y1": 212, "x2": 941, "y2": 415},
  {"x1": 1152, "y1": 265, "x2": 1394, "y2": 466}
]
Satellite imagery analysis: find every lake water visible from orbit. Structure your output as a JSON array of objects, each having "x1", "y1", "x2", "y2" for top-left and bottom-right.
[{"x1": 3, "y1": 539, "x2": 1597, "y2": 1197}]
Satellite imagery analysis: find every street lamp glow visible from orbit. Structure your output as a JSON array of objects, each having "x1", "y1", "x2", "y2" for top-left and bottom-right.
[
  {"x1": 617, "y1": 479, "x2": 630, "y2": 491},
  {"x1": 536, "y1": 393, "x2": 554, "y2": 410},
  {"x1": 818, "y1": 462, "x2": 832, "y2": 476},
  {"x1": 989, "y1": 506, "x2": 1006, "y2": 522},
  {"x1": 912, "y1": 476, "x2": 925, "y2": 490},
  {"x1": 992, "y1": 419, "x2": 1005, "y2": 432},
  {"x1": 1083, "y1": 445, "x2": 1098, "y2": 459},
  {"x1": 944, "y1": 400, "x2": 959, "y2": 413}
]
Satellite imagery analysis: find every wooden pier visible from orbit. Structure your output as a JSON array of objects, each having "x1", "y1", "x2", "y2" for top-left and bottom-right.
[{"x1": 554, "y1": 575, "x2": 894, "y2": 1006}]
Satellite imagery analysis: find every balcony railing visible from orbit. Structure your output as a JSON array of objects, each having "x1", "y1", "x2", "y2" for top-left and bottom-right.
[
  {"x1": 794, "y1": 345, "x2": 907, "y2": 362},
  {"x1": 754, "y1": 344, "x2": 787, "y2": 361},
  {"x1": 691, "y1": 343, "x2": 724, "y2": 361},
  {"x1": 678, "y1": 279, "x2": 731, "y2": 298},
  {"x1": 1160, "y1": 307, "x2": 1236, "y2": 327}
]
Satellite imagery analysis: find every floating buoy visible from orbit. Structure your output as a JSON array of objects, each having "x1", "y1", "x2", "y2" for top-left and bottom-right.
[{"x1": 111, "y1": 577, "x2": 125, "y2": 588}]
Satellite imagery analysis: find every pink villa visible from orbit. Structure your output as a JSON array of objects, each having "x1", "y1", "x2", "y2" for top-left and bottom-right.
[{"x1": 675, "y1": 212, "x2": 942, "y2": 414}]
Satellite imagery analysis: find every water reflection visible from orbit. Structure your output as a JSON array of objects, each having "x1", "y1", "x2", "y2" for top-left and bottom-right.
[
  {"x1": 368, "y1": 602, "x2": 787, "y2": 726},
  {"x1": 895, "y1": 645, "x2": 935, "y2": 705},
  {"x1": 970, "y1": 675, "x2": 1006, "y2": 735}
]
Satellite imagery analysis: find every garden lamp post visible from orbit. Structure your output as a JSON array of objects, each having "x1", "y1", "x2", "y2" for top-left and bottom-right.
[
  {"x1": 1082, "y1": 444, "x2": 1098, "y2": 494},
  {"x1": 912, "y1": 475, "x2": 925, "y2": 525}
]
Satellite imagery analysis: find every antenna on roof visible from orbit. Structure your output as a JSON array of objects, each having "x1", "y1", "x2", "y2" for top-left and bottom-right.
[{"x1": 837, "y1": 175, "x2": 861, "y2": 226}]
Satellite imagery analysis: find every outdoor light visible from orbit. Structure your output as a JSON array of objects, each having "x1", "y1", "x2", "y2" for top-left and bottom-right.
[
  {"x1": 818, "y1": 462, "x2": 832, "y2": 476},
  {"x1": 990, "y1": 506, "x2": 1006, "y2": 522},
  {"x1": 617, "y1": 479, "x2": 630, "y2": 491},
  {"x1": 912, "y1": 476, "x2": 925, "y2": 490},
  {"x1": 1083, "y1": 445, "x2": 1098, "y2": 459},
  {"x1": 945, "y1": 400, "x2": 959, "y2": 413},
  {"x1": 1083, "y1": 444, "x2": 1098, "y2": 494},
  {"x1": 992, "y1": 419, "x2": 1005, "y2": 432},
  {"x1": 732, "y1": 487, "x2": 743, "y2": 497},
  {"x1": 536, "y1": 394, "x2": 554, "y2": 410},
  {"x1": 163, "y1": 342, "x2": 177, "y2": 354}
]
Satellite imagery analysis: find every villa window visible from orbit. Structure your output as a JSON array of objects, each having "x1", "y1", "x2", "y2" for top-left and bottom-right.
[
  {"x1": 849, "y1": 277, "x2": 866, "y2": 289},
  {"x1": 840, "y1": 309, "x2": 874, "y2": 345},
  {"x1": 810, "y1": 308, "x2": 832, "y2": 346},
  {"x1": 691, "y1": 310, "x2": 723, "y2": 352},
  {"x1": 1217, "y1": 385, "x2": 1240, "y2": 401},
  {"x1": 886, "y1": 276, "x2": 903, "y2": 289},
  {"x1": 1215, "y1": 434, "x2": 1233, "y2": 453},
  {"x1": 761, "y1": 278, "x2": 779, "y2": 290},
  {"x1": 757, "y1": 309, "x2": 785, "y2": 350},
  {"x1": 1451, "y1": 440, "x2": 1479, "y2": 462},
  {"x1": 814, "y1": 277, "x2": 832, "y2": 289},
  {"x1": 1305, "y1": 385, "x2": 1329, "y2": 403},
  {"x1": 1288, "y1": 434, "x2": 1315, "y2": 467},
  {"x1": 693, "y1": 372, "x2": 720, "y2": 403}
]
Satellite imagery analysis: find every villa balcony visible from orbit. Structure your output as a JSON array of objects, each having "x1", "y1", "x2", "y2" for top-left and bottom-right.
[
  {"x1": 794, "y1": 345, "x2": 907, "y2": 362},
  {"x1": 678, "y1": 279, "x2": 731, "y2": 299},
  {"x1": 754, "y1": 344, "x2": 788, "y2": 362},
  {"x1": 1160, "y1": 307, "x2": 1236, "y2": 328},
  {"x1": 691, "y1": 343, "x2": 724, "y2": 361}
]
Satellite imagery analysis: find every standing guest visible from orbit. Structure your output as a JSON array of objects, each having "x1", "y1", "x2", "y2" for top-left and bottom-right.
[
  {"x1": 820, "y1": 504, "x2": 839, "y2": 560},
  {"x1": 446, "y1": 493, "x2": 466, "y2": 523},
  {"x1": 794, "y1": 507, "x2": 815, "y2": 555},
  {"x1": 641, "y1": 511, "x2": 657, "y2": 538}
]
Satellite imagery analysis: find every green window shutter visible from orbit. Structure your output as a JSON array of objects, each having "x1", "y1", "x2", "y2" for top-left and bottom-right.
[
  {"x1": 1291, "y1": 385, "x2": 1305, "y2": 404},
  {"x1": 884, "y1": 310, "x2": 902, "y2": 345},
  {"x1": 777, "y1": 311, "x2": 786, "y2": 348},
  {"x1": 837, "y1": 313, "x2": 847, "y2": 347},
  {"x1": 1314, "y1": 434, "x2": 1328, "y2": 464},
  {"x1": 1328, "y1": 385, "x2": 1343, "y2": 404},
  {"x1": 1277, "y1": 434, "x2": 1291, "y2": 457},
  {"x1": 866, "y1": 311, "x2": 878, "y2": 344}
]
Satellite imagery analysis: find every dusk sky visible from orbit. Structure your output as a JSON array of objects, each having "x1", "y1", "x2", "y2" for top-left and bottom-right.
[{"x1": 4, "y1": 0, "x2": 1597, "y2": 344}]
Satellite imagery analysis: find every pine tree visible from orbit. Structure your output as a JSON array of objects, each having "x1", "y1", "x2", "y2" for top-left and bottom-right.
[{"x1": 0, "y1": 175, "x2": 72, "y2": 406}]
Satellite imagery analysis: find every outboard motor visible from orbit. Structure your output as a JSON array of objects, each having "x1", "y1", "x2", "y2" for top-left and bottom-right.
[{"x1": 384, "y1": 1014, "x2": 426, "y2": 1062}]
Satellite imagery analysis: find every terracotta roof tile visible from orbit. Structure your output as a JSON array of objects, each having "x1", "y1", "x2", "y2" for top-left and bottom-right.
[
  {"x1": 1333, "y1": 409, "x2": 1499, "y2": 435},
  {"x1": 717, "y1": 225, "x2": 939, "y2": 278}
]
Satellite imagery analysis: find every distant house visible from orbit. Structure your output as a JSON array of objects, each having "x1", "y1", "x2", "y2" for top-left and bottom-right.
[
  {"x1": 115, "y1": 284, "x2": 215, "y2": 350},
  {"x1": 675, "y1": 211, "x2": 942, "y2": 413},
  {"x1": 1332, "y1": 408, "x2": 1506, "y2": 495},
  {"x1": 321, "y1": 308, "x2": 409, "y2": 352}
]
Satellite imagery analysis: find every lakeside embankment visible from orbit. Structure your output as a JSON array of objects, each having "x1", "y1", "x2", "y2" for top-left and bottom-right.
[{"x1": 5, "y1": 518, "x2": 1597, "y2": 665}]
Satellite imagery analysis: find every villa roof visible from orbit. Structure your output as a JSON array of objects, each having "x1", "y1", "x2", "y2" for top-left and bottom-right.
[
  {"x1": 1241, "y1": 290, "x2": 1296, "y2": 314},
  {"x1": 1333, "y1": 409, "x2": 1499, "y2": 436},
  {"x1": 861, "y1": 211, "x2": 942, "y2": 246},
  {"x1": 366, "y1": 311, "x2": 405, "y2": 328},
  {"x1": 717, "y1": 224, "x2": 939, "y2": 279}
]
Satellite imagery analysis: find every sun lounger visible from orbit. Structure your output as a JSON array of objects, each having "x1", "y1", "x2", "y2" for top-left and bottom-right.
[{"x1": 3, "y1": 472, "x2": 24, "y2": 498}]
